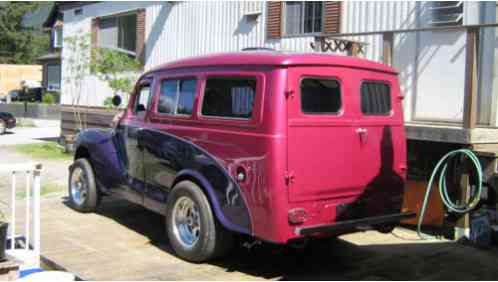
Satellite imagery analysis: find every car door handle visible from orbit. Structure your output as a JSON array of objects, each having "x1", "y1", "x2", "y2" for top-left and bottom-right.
[
  {"x1": 356, "y1": 128, "x2": 368, "y2": 144},
  {"x1": 355, "y1": 128, "x2": 367, "y2": 134}
]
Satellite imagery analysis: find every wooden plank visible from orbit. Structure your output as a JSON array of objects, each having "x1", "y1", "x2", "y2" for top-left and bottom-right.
[
  {"x1": 463, "y1": 28, "x2": 478, "y2": 129},
  {"x1": 382, "y1": 32, "x2": 394, "y2": 66},
  {"x1": 405, "y1": 124, "x2": 470, "y2": 144}
]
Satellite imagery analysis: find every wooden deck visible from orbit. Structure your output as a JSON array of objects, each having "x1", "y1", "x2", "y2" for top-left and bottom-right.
[{"x1": 35, "y1": 196, "x2": 498, "y2": 280}]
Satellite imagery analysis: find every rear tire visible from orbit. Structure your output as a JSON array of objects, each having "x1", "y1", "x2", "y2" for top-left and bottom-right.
[
  {"x1": 166, "y1": 180, "x2": 233, "y2": 262},
  {"x1": 68, "y1": 158, "x2": 100, "y2": 213}
]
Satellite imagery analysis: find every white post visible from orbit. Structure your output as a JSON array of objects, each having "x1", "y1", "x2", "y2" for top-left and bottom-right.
[
  {"x1": 10, "y1": 172, "x2": 16, "y2": 250},
  {"x1": 31, "y1": 168, "x2": 41, "y2": 267},
  {"x1": 25, "y1": 172, "x2": 30, "y2": 251}
]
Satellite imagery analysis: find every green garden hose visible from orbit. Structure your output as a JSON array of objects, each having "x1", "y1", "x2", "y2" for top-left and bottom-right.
[{"x1": 417, "y1": 149, "x2": 483, "y2": 239}]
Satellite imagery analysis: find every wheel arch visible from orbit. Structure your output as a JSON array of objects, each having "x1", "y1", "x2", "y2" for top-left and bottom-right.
[
  {"x1": 74, "y1": 145, "x2": 91, "y2": 161},
  {"x1": 173, "y1": 169, "x2": 250, "y2": 235}
]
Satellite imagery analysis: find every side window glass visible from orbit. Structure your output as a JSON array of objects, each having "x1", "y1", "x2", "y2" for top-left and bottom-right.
[
  {"x1": 177, "y1": 79, "x2": 197, "y2": 115},
  {"x1": 158, "y1": 80, "x2": 177, "y2": 114},
  {"x1": 301, "y1": 78, "x2": 341, "y2": 114},
  {"x1": 158, "y1": 78, "x2": 197, "y2": 115},
  {"x1": 201, "y1": 77, "x2": 256, "y2": 119},
  {"x1": 133, "y1": 84, "x2": 151, "y2": 117},
  {"x1": 360, "y1": 82, "x2": 391, "y2": 115}
]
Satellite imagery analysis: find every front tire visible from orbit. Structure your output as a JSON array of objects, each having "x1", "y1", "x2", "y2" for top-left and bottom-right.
[
  {"x1": 68, "y1": 158, "x2": 100, "y2": 213},
  {"x1": 166, "y1": 181, "x2": 233, "y2": 262}
]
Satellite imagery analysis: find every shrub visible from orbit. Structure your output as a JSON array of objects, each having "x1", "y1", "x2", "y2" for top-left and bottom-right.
[
  {"x1": 42, "y1": 93, "x2": 55, "y2": 104},
  {"x1": 103, "y1": 96, "x2": 114, "y2": 109}
]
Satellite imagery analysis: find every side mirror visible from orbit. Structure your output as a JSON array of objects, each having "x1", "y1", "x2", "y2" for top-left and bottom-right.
[{"x1": 112, "y1": 95, "x2": 122, "y2": 107}]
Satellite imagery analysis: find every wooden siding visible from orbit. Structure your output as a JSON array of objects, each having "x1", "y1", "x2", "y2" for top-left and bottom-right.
[
  {"x1": 266, "y1": 1, "x2": 282, "y2": 39},
  {"x1": 136, "y1": 9, "x2": 146, "y2": 64}
]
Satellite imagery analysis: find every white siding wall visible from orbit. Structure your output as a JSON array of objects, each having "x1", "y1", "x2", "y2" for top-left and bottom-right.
[
  {"x1": 145, "y1": 1, "x2": 315, "y2": 70},
  {"x1": 61, "y1": 2, "x2": 156, "y2": 107},
  {"x1": 61, "y1": 1, "x2": 495, "y2": 126},
  {"x1": 342, "y1": 1, "x2": 485, "y2": 123},
  {"x1": 61, "y1": 1, "x2": 318, "y2": 107}
]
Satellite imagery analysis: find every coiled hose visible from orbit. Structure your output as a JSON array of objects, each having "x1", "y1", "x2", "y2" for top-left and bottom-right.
[{"x1": 417, "y1": 149, "x2": 483, "y2": 239}]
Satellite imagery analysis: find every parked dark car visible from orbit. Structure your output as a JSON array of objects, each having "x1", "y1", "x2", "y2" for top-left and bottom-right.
[
  {"x1": 69, "y1": 52, "x2": 413, "y2": 263},
  {"x1": 0, "y1": 112, "x2": 16, "y2": 134},
  {"x1": 19, "y1": 87, "x2": 43, "y2": 102}
]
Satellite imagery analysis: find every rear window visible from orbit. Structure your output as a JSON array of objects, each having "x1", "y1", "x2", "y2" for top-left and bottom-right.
[
  {"x1": 361, "y1": 82, "x2": 391, "y2": 115},
  {"x1": 201, "y1": 77, "x2": 256, "y2": 119},
  {"x1": 301, "y1": 78, "x2": 341, "y2": 114}
]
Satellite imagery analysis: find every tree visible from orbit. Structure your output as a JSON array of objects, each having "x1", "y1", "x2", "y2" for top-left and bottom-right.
[
  {"x1": 63, "y1": 32, "x2": 91, "y2": 131},
  {"x1": 90, "y1": 47, "x2": 141, "y2": 106},
  {"x1": 0, "y1": 2, "x2": 50, "y2": 64}
]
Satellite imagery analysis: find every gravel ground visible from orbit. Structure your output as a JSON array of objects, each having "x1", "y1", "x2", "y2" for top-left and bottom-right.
[{"x1": 0, "y1": 125, "x2": 60, "y2": 146}]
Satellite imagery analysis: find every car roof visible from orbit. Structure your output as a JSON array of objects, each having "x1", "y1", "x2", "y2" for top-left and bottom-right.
[{"x1": 145, "y1": 51, "x2": 398, "y2": 76}]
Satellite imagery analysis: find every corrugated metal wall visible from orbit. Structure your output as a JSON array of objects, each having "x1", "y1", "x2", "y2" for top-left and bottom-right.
[
  {"x1": 145, "y1": 1, "x2": 316, "y2": 70},
  {"x1": 61, "y1": 1, "x2": 494, "y2": 126}
]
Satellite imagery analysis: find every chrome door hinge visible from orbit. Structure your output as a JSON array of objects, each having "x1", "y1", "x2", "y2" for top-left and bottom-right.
[
  {"x1": 285, "y1": 171, "x2": 295, "y2": 185},
  {"x1": 285, "y1": 89, "x2": 294, "y2": 99}
]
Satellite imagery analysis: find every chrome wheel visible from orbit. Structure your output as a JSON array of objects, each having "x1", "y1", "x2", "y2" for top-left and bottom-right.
[
  {"x1": 172, "y1": 196, "x2": 201, "y2": 249},
  {"x1": 70, "y1": 167, "x2": 88, "y2": 206}
]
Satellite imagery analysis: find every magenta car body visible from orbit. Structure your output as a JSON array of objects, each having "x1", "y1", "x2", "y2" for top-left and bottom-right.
[{"x1": 71, "y1": 51, "x2": 414, "y2": 261}]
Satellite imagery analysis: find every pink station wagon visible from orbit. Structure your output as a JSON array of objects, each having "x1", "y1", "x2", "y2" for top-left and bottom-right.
[{"x1": 68, "y1": 51, "x2": 414, "y2": 262}]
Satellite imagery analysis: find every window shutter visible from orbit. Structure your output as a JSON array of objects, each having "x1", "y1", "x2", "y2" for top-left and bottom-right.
[
  {"x1": 91, "y1": 17, "x2": 99, "y2": 49},
  {"x1": 136, "y1": 9, "x2": 146, "y2": 65},
  {"x1": 266, "y1": 1, "x2": 282, "y2": 39},
  {"x1": 323, "y1": 1, "x2": 342, "y2": 34}
]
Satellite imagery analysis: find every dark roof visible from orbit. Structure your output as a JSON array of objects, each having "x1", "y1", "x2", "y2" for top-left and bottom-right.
[
  {"x1": 37, "y1": 52, "x2": 61, "y2": 62},
  {"x1": 42, "y1": 3, "x2": 60, "y2": 28}
]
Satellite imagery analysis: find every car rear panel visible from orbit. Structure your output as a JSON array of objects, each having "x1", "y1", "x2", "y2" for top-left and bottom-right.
[{"x1": 284, "y1": 66, "x2": 406, "y2": 240}]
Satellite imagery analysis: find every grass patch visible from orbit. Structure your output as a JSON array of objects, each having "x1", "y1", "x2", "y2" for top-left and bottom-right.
[
  {"x1": 14, "y1": 142, "x2": 72, "y2": 160},
  {"x1": 16, "y1": 182, "x2": 65, "y2": 199}
]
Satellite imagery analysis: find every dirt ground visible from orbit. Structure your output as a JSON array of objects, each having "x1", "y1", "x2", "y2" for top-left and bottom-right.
[{"x1": 2, "y1": 138, "x2": 498, "y2": 280}]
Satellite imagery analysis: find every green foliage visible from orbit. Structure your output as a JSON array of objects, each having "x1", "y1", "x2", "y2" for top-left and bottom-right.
[
  {"x1": 42, "y1": 93, "x2": 55, "y2": 104},
  {"x1": 90, "y1": 47, "x2": 141, "y2": 104},
  {"x1": 0, "y1": 2, "x2": 50, "y2": 64},
  {"x1": 103, "y1": 96, "x2": 115, "y2": 109},
  {"x1": 64, "y1": 33, "x2": 92, "y2": 130}
]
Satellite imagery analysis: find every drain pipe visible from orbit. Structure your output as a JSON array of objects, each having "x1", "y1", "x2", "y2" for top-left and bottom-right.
[{"x1": 417, "y1": 149, "x2": 483, "y2": 240}]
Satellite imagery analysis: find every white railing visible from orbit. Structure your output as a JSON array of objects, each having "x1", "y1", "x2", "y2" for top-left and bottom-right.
[{"x1": 0, "y1": 163, "x2": 42, "y2": 270}]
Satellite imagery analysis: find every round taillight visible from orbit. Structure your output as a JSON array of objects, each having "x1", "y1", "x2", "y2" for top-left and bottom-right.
[{"x1": 288, "y1": 208, "x2": 308, "y2": 225}]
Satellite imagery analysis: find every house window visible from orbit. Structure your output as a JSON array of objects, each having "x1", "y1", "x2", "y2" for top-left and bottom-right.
[
  {"x1": 284, "y1": 1, "x2": 323, "y2": 35},
  {"x1": 201, "y1": 77, "x2": 256, "y2": 119},
  {"x1": 428, "y1": 1, "x2": 464, "y2": 26},
  {"x1": 46, "y1": 64, "x2": 61, "y2": 91},
  {"x1": 98, "y1": 13, "x2": 136, "y2": 55},
  {"x1": 53, "y1": 26, "x2": 63, "y2": 48}
]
